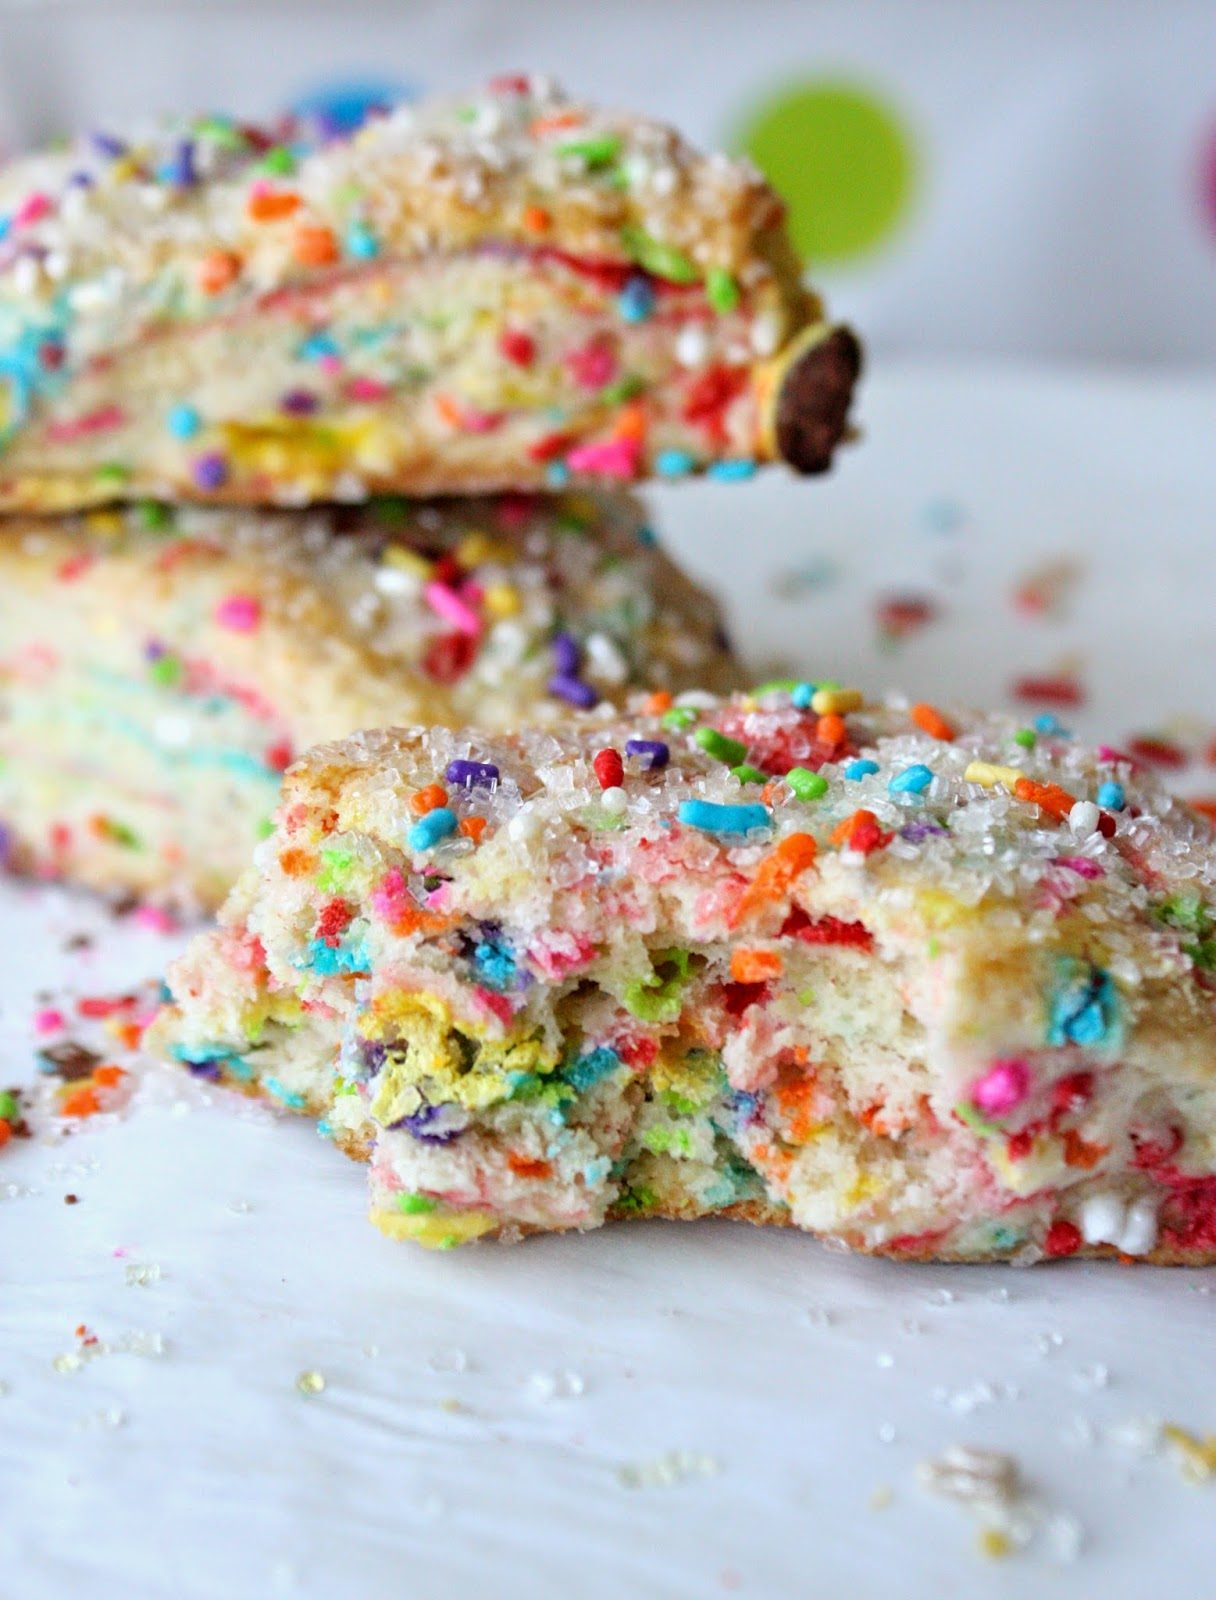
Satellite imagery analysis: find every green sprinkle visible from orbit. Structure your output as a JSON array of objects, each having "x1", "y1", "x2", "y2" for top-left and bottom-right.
[
  {"x1": 662, "y1": 706, "x2": 699, "y2": 732},
  {"x1": 135, "y1": 500, "x2": 174, "y2": 531},
  {"x1": 599, "y1": 373, "x2": 646, "y2": 405},
  {"x1": 397, "y1": 1192, "x2": 438, "y2": 1215},
  {"x1": 370, "y1": 495, "x2": 410, "y2": 530},
  {"x1": 94, "y1": 463, "x2": 130, "y2": 485},
  {"x1": 256, "y1": 817, "x2": 275, "y2": 839},
  {"x1": 695, "y1": 726, "x2": 748, "y2": 765},
  {"x1": 196, "y1": 116, "x2": 246, "y2": 150},
  {"x1": 623, "y1": 949, "x2": 692, "y2": 1023},
  {"x1": 1013, "y1": 728, "x2": 1036, "y2": 749},
  {"x1": 1156, "y1": 892, "x2": 1213, "y2": 937},
  {"x1": 797, "y1": 989, "x2": 815, "y2": 1006},
  {"x1": 557, "y1": 134, "x2": 621, "y2": 169},
  {"x1": 786, "y1": 767, "x2": 828, "y2": 801},
  {"x1": 619, "y1": 225, "x2": 699, "y2": 284},
  {"x1": 0, "y1": 1090, "x2": 19, "y2": 1121},
  {"x1": 706, "y1": 266, "x2": 739, "y2": 313},
  {"x1": 261, "y1": 145, "x2": 297, "y2": 175},
  {"x1": 148, "y1": 653, "x2": 183, "y2": 687},
  {"x1": 953, "y1": 1100, "x2": 1000, "y2": 1138},
  {"x1": 731, "y1": 764, "x2": 768, "y2": 785},
  {"x1": 751, "y1": 678, "x2": 800, "y2": 696},
  {"x1": 614, "y1": 1184, "x2": 659, "y2": 1215}
]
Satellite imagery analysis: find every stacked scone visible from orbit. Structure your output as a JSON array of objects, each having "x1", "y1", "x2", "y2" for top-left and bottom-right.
[{"x1": 0, "y1": 76, "x2": 858, "y2": 907}]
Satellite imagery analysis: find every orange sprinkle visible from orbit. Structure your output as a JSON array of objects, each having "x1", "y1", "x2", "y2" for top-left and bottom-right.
[
  {"x1": 530, "y1": 111, "x2": 583, "y2": 137},
  {"x1": 292, "y1": 223, "x2": 339, "y2": 267},
  {"x1": 0, "y1": 1120, "x2": 11, "y2": 1149},
  {"x1": 730, "y1": 947, "x2": 783, "y2": 984},
  {"x1": 613, "y1": 401, "x2": 648, "y2": 443},
  {"x1": 521, "y1": 204, "x2": 552, "y2": 234},
  {"x1": 775, "y1": 1078, "x2": 820, "y2": 1143},
  {"x1": 459, "y1": 816, "x2": 487, "y2": 843},
  {"x1": 506, "y1": 1153, "x2": 554, "y2": 1179},
  {"x1": 730, "y1": 831, "x2": 818, "y2": 925},
  {"x1": 278, "y1": 848, "x2": 317, "y2": 877},
  {"x1": 911, "y1": 702, "x2": 955, "y2": 741},
  {"x1": 1062, "y1": 1128, "x2": 1109, "y2": 1169},
  {"x1": 92, "y1": 1065, "x2": 127, "y2": 1089},
  {"x1": 410, "y1": 784, "x2": 447, "y2": 816},
  {"x1": 643, "y1": 690, "x2": 673, "y2": 715},
  {"x1": 1189, "y1": 799, "x2": 1216, "y2": 824},
  {"x1": 817, "y1": 712, "x2": 847, "y2": 746},
  {"x1": 196, "y1": 249, "x2": 242, "y2": 294},
  {"x1": 434, "y1": 393, "x2": 465, "y2": 429},
  {"x1": 60, "y1": 1085, "x2": 101, "y2": 1119},
  {"x1": 247, "y1": 188, "x2": 301, "y2": 222},
  {"x1": 113, "y1": 1021, "x2": 144, "y2": 1051},
  {"x1": 1013, "y1": 777, "x2": 1075, "y2": 821}
]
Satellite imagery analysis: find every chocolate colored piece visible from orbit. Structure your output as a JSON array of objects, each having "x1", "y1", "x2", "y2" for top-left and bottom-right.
[{"x1": 775, "y1": 326, "x2": 863, "y2": 475}]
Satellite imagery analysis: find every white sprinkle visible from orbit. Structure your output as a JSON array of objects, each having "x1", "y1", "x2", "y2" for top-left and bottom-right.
[
  {"x1": 1079, "y1": 1191, "x2": 1125, "y2": 1246},
  {"x1": 750, "y1": 313, "x2": 782, "y2": 357},
  {"x1": 675, "y1": 323, "x2": 711, "y2": 369},
  {"x1": 601, "y1": 786, "x2": 628, "y2": 813},
  {"x1": 1118, "y1": 1196, "x2": 1158, "y2": 1255},
  {"x1": 1068, "y1": 800, "x2": 1102, "y2": 838}
]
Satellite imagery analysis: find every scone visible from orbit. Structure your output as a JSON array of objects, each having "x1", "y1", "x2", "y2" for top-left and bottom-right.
[
  {"x1": 0, "y1": 493, "x2": 737, "y2": 908},
  {"x1": 0, "y1": 77, "x2": 859, "y2": 512},
  {"x1": 151, "y1": 683, "x2": 1216, "y2": 1260}
]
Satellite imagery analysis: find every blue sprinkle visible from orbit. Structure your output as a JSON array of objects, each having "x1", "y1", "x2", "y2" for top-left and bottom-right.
[
  {"x1": 0, "y1": 217, "x2": 10, "y2": 242},
  {"x1": 1097, "y1": 780, "x2": 1125, "y2": 811},
  {"x1": 566, "y1": 1046, "x2": 622, "y2": 1093},
  {"x1": 637, "y1": 525, "x2": 658, "y2": 548},
  {"x1": 264, "y1": 1075, "x2": 308, "y2": 1111},
  {"x1": 345, "y1": 223, "x2": 380, "y2": 259},
  {"x1": 677, "y1": 799, "x2": 771, "y2": 836},
  {"x1": 707, "y1": 459, "x2": 758, "y2": 482},
  {"x1": 617, "y1": 276, "x2": 656, "y2": 323},
  {"x1": 166, "y1": 404, "x2": 201, "y2": 440},
  {"x1": 317, "y1": 1118, "x2": 335, "y2": 1140},
  {"x1": 1034, "y1": 713, "x2": 1070, "y2": 738},
  {"x1": 473, "y1": 941, "x2": 517, "y2": 992},
  {"x1": 1047, "y1": 958, "x2": 1120, "y2": 1049},
  {"x1": 303, "y1": 938, "x2": 370, "y2": 975},
  {"x1": 889, "y1": 763, "x2": 934, "y2": 796},
  {"x1": 408, "y1": 806, "x2": 458, "y2": 851},
  {"x1": 297, "y1": 332, "x2": 339, "y2": 362},
  {"x1": 545, "y1": 462, "x2": 571, "y2": 488},
  {"x1": 844, "y1": 759, "x2": 879, "y2": 781},
  {"x1": 655, "y1": 448, "x2": 695, "y2": 478},
  {"x1": 790, "y1": 681, "x2": 816, "y2": 709}
]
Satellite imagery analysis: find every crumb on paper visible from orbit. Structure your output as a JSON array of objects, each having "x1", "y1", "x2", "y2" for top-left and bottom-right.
[{"x1": 617, "y1": 1449, "x2": 720, "y2": 1489}]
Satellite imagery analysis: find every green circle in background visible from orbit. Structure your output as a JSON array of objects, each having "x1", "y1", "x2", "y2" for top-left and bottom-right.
[{"x1": 735, "y1": 80, "x2": 916, "y2": 264}]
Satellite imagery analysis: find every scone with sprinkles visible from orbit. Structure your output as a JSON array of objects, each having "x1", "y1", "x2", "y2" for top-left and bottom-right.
[
  {"x1": 0, "y1": 76, "x2": 859, "y2": 512},
  {"x1": 0, "y1": 492, "x2": 736, "y2": 909},
  {"x1": 152, "y1": 684, "x2": 1216, "y2": 1260}
]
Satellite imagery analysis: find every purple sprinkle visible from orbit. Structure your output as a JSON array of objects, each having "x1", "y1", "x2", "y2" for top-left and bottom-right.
[
  {"x1": 551, "y1": 631, "x2": 581, "y2": 676},
  {"x1": 143, "y1": 637, "x2": 167, "y2": 661},
  {"x1": 165, "y1": 139, "x2": 197, "y2": 187},
  {"x1": 186, "y1": 1059, "x2": 223, "y2": 1081},
  {"x1": 0, "y1": 822, "x2": 12, "y2": 867},
  {"x1": 91, "y1": 132, "x2": 128, "y2": 159},
  {"x1": 445, "y1": 759, "x2": 499, "y2": 788},
  {"x1": 67, "y1": 171, "x2": 95, "y2": 190},
  {"x1": 899, "y1": 821, "x2": 948, "y2": 843},
  {"x1": 191, "y1": 452, "x2": 229, "y2": 492},
  {"x1": 549, "y1": 675, "x2": 598, "y2": 709},
  {"x1": 393, "y1": 1103, "x2": 467, "y2": 1144},
  {"x1": 279, "y1": 388, "x2": 320, "y2": 416},
  {"x1": 626, "y1": 738, "x2": 669, "y2": 770}
]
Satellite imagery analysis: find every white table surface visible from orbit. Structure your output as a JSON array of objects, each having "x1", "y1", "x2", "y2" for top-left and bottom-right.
[{"x1": 3, "y1": 362, "x2": 1215, "y2": 1600}]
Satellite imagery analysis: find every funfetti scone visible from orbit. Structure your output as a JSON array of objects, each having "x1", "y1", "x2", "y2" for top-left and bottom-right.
[
  {"x1": 0, "y1": 77, "x2": 859, "y2": 512},
  {"x1": 152, "y1": 684, "x2": 1216, "y2": 1261},
  {"x1": 0, "y1": 492, "x2": 737, "y2": 909}
]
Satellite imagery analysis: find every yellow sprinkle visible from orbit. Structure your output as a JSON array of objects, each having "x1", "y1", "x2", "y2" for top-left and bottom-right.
[
  {"x1": 1162, "y1": 1423, "x2": 1216, "y2": 1483},
  {"x1": 811, "y1": 687, "x2": 864, "y2": 716},
  {"x1": 963, "y1": 761, "x2": 1022, "y2": 789},
  {"x1": 978, "y1": 1528, "x2": 1013, "y2": 1559},
  {"x1": 382, "y1": 544, "x2": 432, "y2": 578},
  {"x1": 455, "y1": 531, "x2": 505, "y2": 567},
  {"x1": 370, "y1": 1203, "x2": 498, "y2": 1248},
  {"x1": 296, "y1": 1369, "x2": 326, "y2": 1396},
  {"x1": 482, "y1": 582, "x2": 521, "y2": 619},
  {"x1": 84, "y1": 510, "x2": 126, "y2": 537}
]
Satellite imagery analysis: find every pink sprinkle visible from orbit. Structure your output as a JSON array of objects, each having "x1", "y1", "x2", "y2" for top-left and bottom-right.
[
  {"x1": 319, "y1": 354, "x2": 343, "y2": 375},
  {"x1": 566, "y1": 436, "x2": 641, "y2": 480},
  {"x1": 45, "y1": 405, "x2": 127, "y2": 443},
  {"x1": 214, "y1": 594, "x2": 262, "y2": 633},
  {"x1": 424, "y1": 580, "x2": 481, "y2": 636},
  {"x1": 370, "y1": 867, "x2": 409, "y2": 922},
  {"x1": 14, "y1": 191, "x2": 52, "y2": 228},
  {"x1": 1052, "y1": 855, "x2": 1105, "y2": 879},
  {"x1": 970, "y1": 1059, "x2": 1031, "y2": 1118},
  {"x1": 458, "y1": 403, "x2": 505, "y2": 434},
  {"x1": 565, "y1": 337, "x2": 618, "y2": 391},
  {"x1": 134, "y1": 904, "x2": 178, "y2": 934},
  {"x1": 34, "y1": 1008, "x2": 66, "y2": 1035},
  {"x1": 344, "y1": 376, "x2": 391, "y2": 403}
]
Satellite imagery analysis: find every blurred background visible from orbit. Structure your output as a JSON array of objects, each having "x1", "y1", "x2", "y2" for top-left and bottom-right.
[{"x1": 0, "y1": 0, "x2": 1213, "y2": 368}]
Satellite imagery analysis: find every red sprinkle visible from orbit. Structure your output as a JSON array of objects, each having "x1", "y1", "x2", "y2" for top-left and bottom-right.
[
  {"x1": 1044, "y1": 1219, "x2": 1083, "y2": 1258},
  {"x1": 593, "y1": 748, "x2": 624, "y2": 790},
  {"x1": 781, "y1": 907, "x2": 874, "y2": 950},
  {"x1": 1126, "y1": 736, "x2": 1188, "y2": 770},
  {"x1": 498, "y1": 328, "x2": 537, "y2": 367},
  {"x1": 1012, "y1": 675, "x2": 1085, "y2": 707},
  {"x1": 314, "y1": 899, "x2": 354, "y2": 947}
]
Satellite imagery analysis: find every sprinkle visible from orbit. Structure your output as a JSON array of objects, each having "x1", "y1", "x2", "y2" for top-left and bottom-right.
[
  {"x1": 549, "y1": 675, "x2": 598, "y2": 709},
  {"x1": 619, "y1": 225, "x2": 699, "y2": 284},
  {"x1": 911, "y1": 703, "x2": 955, "y2": 741},
  {"x1": 675, "y1": 323, "x2": 711, "y2": 368},
  {"x1": 1013, "y1": 728, "x2": 1037, "y2": 749},
  {"x1": 707, "y1": 459, "x2": 757, "y2": 482},
  {"x1": 1034, "y1": 714, "x2": 1068, "y2": 736},
  {"x1": 565, "y1": 437, "x2": 640, "y2": 480},
  {"x1": 279, "y1": 388, "x2": 319, "y2": 416},
  {"x1": 694, "y1": 727, "x2": 748, "y2": 766},
  {"x1": 551, "y1": 632, "x2": 581, "y2": 676},
  {"x1": 214, "y1": 594, "x2": 261, "y2": 633},
  {"x1": 1127, "y1": 736, "x2": 1188, "y2": 770},
  {"x1": 247, "y1": 187, "x2": 301, "y2": 222},
  {"x1": 678, "y1": 800, "x2": 771, "y2": 836},
  {"x1": 409, "y1": 784, "x2": 447, "y2": 816},
  {"x1": 731, "y1": 764, "x2": 768, "y2": 785},
  {"x1": 625, "y1": 739, "x2": 669, "y2": 770},
  {"x1": 556, "y1": 133, "x2": 621, "y2": 169},
  {"x1": 13, "y1": 191, "x2": 52, "y2": 228},
  {"x1": 1047, "y1": 959, "x2": 1119, "y2": 1049},
  {"x1": 423, "y1": 581, "x2": 481, "y2": 636},
  {"x1": 344, "y1": 222, "x2": 380, "y2": 259},
  {"x1": 1015, "y1": 675, "x2": 1084, "y2": 707},
  {"x1": 601, "y1": 787, "x2": 628, "y2": 814},
  {"x1": 790, "y1": 682, "x2": 816, "y2": 709},
  {"x1": 593, "y1": 749, "x2": 624, "y2": 790},
  {"x1": 963, "y1": 761, "x2": 1021, "y2": 789},
  {"x1": 294, "y1": 224, "x2": 340, "y2": 266},
  {"x1": 844, "y1": 759, "x2": 879, "y2": 780},
  {"x1": 731, "y1": 832, "x2": 818, "y2": 924},
  {"x1": 811, "y1": 687, "x2": 863, "y2": 716},
  {"x1": 1068, "y1": 800, "x2": 1102, "y2": 838},
  {"x1": 191, "y1": 453, "x2": 229, "y2": 492},
  {"x1": 196, "y1": 249, "x2": 242, "y2": 294},
  {"x1": 786, "y1": 767, "x2": 828, "y2": 802},
  {"x1": 706, "y1": 267, "x2": 740, "y2": 313},
  {"x1": 1096, "y1": 780, "x2": 1125, "y2": 811},
  {"x1": 1014, "y1": 778, "x2": 1076, "y2": 822},
  {"x1": 969, "y1": 1060, "x2": 1031, "y2": 1117},
  {"x1": 655, "y1": 449, "x2": 696, "y2": 478},
  {"x1": 830, "y1": 809, "x2": 892, "y2": 855},
  {"x1": 618, "y1": 277, "x2": 656, "y2": 323},
  {"x1": 731, "y1": 948, "x2": 782, "y2": 983},
  {"x1": 498, "y1": 328, "x2": 536, "y2": 367},
  {"x1": 408, "y1": 807, "x2": 458, "y2": 852},
  {"x1": 889, "y1": 764, "x2": 934, "y2": 796},
  {"x1": 445, "y1": 760, "x2": 499, "y2": 789},
  {"x1": 296, "y1": 1370, "x2": 326, "y2": 1396}
]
